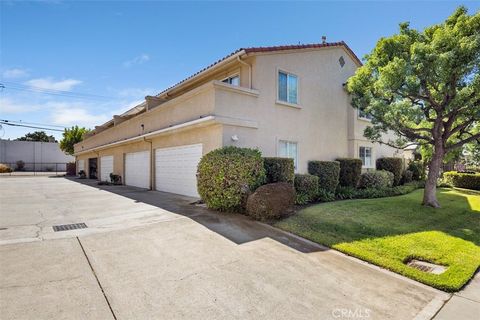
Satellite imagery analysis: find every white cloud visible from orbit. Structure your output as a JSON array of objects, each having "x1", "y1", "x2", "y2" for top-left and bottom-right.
[
  {"x1": 123, "y1": 54, "x2": 150, "y2": 67},
  {"x1": 25, "y1": 78, "x2": 82, "y2": 91},
  {"x1": 2, "y1": 68, "x2": 30, "y2": 79},
  {"x1": 0, "y1": 98, "x2": 41, "y2": 114},
  {"x1": 51, "y1": 106, "x2": 110, "y2": 127}
]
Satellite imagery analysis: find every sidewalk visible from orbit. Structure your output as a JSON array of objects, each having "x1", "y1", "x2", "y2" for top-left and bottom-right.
[{"x1": 434, "y1": 272, "x2": 479, "y2": 319}]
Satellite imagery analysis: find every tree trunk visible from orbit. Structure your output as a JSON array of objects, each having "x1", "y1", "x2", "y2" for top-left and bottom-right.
[{"x1": 423, "y1": 147, "x2": 444, "y2": 208}]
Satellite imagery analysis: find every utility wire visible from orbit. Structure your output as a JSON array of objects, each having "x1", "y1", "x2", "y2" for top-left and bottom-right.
[
  {"x1": 0, "y1": 121, "x2": 65, "y2": 132},
  {"x1": 0, "y1": 119, "x2": 66, "y2": 128},
  {"x1": 0, "y1": 81, "x2": 116, "y2": 101}
]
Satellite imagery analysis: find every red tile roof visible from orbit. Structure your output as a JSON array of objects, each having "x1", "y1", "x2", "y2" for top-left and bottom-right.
[{"x1": 156, "y1": 41, "x2": 361, "y2": 97}]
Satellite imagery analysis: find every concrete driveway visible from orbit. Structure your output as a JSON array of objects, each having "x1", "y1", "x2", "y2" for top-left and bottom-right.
[{"x1": 0, "y1": 176, "x2": 450, "y2": 319}]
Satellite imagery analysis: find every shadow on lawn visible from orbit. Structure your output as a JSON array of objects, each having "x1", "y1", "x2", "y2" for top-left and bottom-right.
[
  {"x1": 67, "y1": 177, "x2": 326, "y2": 254},
  {"x1": 290, "y1": 188, "x2": 480, "y2": 247}
]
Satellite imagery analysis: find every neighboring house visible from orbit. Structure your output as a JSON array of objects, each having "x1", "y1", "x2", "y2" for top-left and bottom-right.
[
  {"x1": 74, "y1": 41, "x2": 403, "y2": 197},
  {"x1": 0, "y1": 140, "x2": 74, "y2": 171}
]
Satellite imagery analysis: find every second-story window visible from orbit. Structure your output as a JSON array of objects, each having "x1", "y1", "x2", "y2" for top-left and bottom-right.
[
  {"x1": 278, "y1": 71, "x2": 298, "y2": 104},
  {"x1": 222, "y1": 75, "x2": 240, "y2": 86}
]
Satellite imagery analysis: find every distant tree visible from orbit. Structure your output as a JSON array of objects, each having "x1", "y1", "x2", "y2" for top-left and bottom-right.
[
  {"x1": 16, "y1": 131, "x2": 57, "y2": 142},
  {"x1": 59, "y1": 126, "x2": 90, "y2": 155},
  {"x1": 347, "y1": 7, "x2": 480, "y2": 208}
]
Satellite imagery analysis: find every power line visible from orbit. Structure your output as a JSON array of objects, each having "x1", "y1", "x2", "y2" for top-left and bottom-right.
[
  {"x1": 0, "y1": 121, "x2": 65, "y2": 132},
  {"x1": 0, "y1": 81, "x2": 116, "y2": 101},
  {"x1": 0, "y1": 119, "x2": 66, "y2": 129}
]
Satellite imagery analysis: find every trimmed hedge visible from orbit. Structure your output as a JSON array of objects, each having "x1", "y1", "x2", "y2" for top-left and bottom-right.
[
  {"x1": 246, "y1": 182, "x2": 295, "y2": 221},
  {"x1": 336, "y1": 181, "x2": 423, "y2": 200},
  {"x1": 443, "y1": 171, "x2": 480, "y2": 190},
  {"x1": 264, "y1": 157, "x2": 295, "y2": 184},
  {"x1": 336, "y1": 158, "x2": 362, "y2": 187},
  {"x1": 294, "y1": 174, "x2": 319, "y2": 204},
  {"x1": 197, "y1": 146, "x2": 266, "y2": 211},
  {"x1": 308, "y1": 161, "x2": 340, "y2": 193},
  {"x1": 376, "y1": 157, "x2": 403, "y2": 186},
  {"x1": 402, "y1": 170, "x2": 413, "y2": 184},
  {"x1": 359, "y1": 170, "x2": 394, "y2": 189},
  {"x1": 407, "y1": 161, "x2": 425, "y2": 181}
]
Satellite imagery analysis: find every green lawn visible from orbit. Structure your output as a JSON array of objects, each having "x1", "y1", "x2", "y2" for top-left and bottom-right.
[{"x1": 275, "y1": 188, "x2": 480, "y2": 291}]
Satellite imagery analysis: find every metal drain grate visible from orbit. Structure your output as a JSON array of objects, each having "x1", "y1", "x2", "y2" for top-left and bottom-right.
[
  {"x1": 53, "y1": 223, "x2": 88, "y2": 232},
  {"x1": 406, "y1": 259, "x2": 447, "y2": 274}
]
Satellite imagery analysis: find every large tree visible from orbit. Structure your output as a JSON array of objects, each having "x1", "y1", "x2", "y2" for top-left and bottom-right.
[
  {"x1": 16, "y1": 131, "x2": 57, "y2": 142},
  {"x1": 347, "y1": 7, "x2": 480, "y2": 208},
  {"x1": 59, "y1": 125, "x2": 89, "y2": 155}
]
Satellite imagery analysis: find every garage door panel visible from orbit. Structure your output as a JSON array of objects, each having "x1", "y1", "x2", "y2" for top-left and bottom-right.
[
  {"x1": 155, "y1": 144, "x2": 202, "y2": 197},
  {"x1": 100, "y1": 156, "x2": 114, "y2": 182},
  {"x1": 125, "y1": 151, "x2": 150, "y2": 189}
]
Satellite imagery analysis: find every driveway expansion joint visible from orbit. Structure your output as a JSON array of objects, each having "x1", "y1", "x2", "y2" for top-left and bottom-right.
[{"x1": 76, "y1": 237, "x2": 117, "y2": 320}]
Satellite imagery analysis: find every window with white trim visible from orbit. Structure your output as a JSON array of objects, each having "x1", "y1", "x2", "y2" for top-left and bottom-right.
[
  {"x1": 278, "y1": 71, "x2": 298, "y2": 104},
  {"x1": 359, "y1": 146, "x2": 372, "y2": 167},
  {"x1": 358, "y1": 108, "x2": 373, "y2": 120},
  {"x1": 222, "y1": 75, "x2": 240, "y2": 86},
  {"x1": 278, "y1": 140, "x2": 298, "y2": 170}
]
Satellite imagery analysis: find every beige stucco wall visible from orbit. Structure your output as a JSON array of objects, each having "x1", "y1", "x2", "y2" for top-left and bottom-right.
[
  {"x1": 76, "y1": 124, "x2": 223, "y2": 185},
  {"x1": 76, "y1": 46, "x2": 402, "y2": 178}
]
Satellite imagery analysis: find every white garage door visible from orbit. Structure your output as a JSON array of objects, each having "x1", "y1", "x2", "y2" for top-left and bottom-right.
[
  {"x1": 155, "y1": 144, "x2": 202, "y2": 197},
  {"x1": 77, "y1": 160, "x2": 85, "y2": 174},
  {"x1": 125, "y1": 151, "x2": 150, "y2": 189},
  {"x1": 100, "y1": 156, "x2": 114, "y2": 182}
]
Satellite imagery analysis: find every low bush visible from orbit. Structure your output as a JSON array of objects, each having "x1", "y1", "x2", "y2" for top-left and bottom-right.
[
  {"x1": 294, "y1": 174, "x2": 319, "y2": 204},
  {"x1": 402, "y1": 170, "x2": 413, "y2": 184},
  {"x1": 407, "y1": 161, "x2": 425, "y2": 181},
  {"x1": 359, "y1": 170, "x2": 394, "y2": 189},
  {"x1": 336, "y1": 158, "x2": 362, "y2": 187},
  {"x1": 15, "y1": 160, "x2": 25, "y2": 171},
  {"x1": 336, "y1": 182, "x2": 422, "y2": 200},
  {"x1": 264, "y1": 157, "x2": 295, "y2": 184},
  {"x1": 0, "y1": 163, "x2": 12, "y2": 173},
  {"x1": 443, "y1": 171, "x2": 480, "y2": 190},
  {"x1": 308, "y1": 161, "x2": 340, "y2": 193},
  {"x1": 246, "y1": 182, "x2": 295, "y2": 221},
  {"x1": 376, "y1": 157, "x2": 404, "y2": 186},
  {"x1": 197, "y1": 146, "x2": 266, "y2": 212}
]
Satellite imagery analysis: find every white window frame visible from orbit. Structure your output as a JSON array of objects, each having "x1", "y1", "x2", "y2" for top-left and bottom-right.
[
  {"x1": 276, "y1": 69, "x2": 299, "y2": 107},
  {"x1": 222, "y1": 74, "x2": 240, "y2": 86},
  {"x1": 277, "y1": 140, "x2": 299, "y2": 172},
  {"x1": 358, "y1": 108, "x2": 373, "y2": 121},
  {"x1": 359, "y1": 146, "x2": 373, "y2": 168}
]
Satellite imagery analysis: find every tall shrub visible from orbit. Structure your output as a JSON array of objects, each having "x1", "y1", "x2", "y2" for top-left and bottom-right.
[
  {"x1": 336, "y1": 158, "x2": 362, "y2": 187},
  {"x1": 197, "y1": 147, "x2": 266, "y2": 212},
  {"x1": 308, "y1": 161, "x2": 340, "y2": 193},
  {"x1": 443, "y1": 172, "x2": 480, "y2": 190},
  {"x1": 263, "y1": 157, "x2": 295, "y2": 184},
  {"x1": 294, "y1": 174, "x2": 319, "y2": 204},
  {"x1": 376, "y1": 157, "x2": 403, "y2": 186}
]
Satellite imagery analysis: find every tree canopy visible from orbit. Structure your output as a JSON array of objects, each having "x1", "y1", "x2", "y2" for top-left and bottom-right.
[
  {"x1": 347, "y1": 7, "x2": 480, "y2": 207},
  {"x1": 59, "y1": 126, "x2": 90, "y2": 155},
  {"x1": 16, "y1": 131, "x2": 57, "y2": 142}
]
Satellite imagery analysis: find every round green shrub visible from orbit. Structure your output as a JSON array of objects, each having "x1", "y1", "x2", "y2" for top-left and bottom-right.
[
  {"x1": 294, "y1": 174, "x2": 319, "y2": 204},
  {"x1": 402, "y1": 170, "x2": 413, "y2": 184},
  {"x1": 376, "y1": 157, "x2": 403, "y2": 186},
  {"x1": 336, "y1": 158, "x2": 363, "y2": 187},
  {"x1": 264, "y1": 157, "x2": 295, "y2": 184},
  {"x1": 308, "y1": 160, "x2": 340, "y2": 193},
  {"x1": 443, "y1": 171, "x2": 480, "y2": 190},
  {"x1": 407, "y1": 161, "x2": 425, "y2": 181},
  {"x1": 197, "y1": 146, "x2": 266, "y2": 211},
  {"x1": 359, "y1": 170, "x2": 394, "y2": 189}
]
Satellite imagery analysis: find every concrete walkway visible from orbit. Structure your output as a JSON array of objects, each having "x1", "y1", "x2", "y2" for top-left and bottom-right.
[{"x1": 0, "y1": 177, "x2": 458, "y2": 319}]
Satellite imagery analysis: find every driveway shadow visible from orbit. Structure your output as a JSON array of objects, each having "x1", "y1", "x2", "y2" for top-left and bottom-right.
[{"x1": 67, "y1": 177, "x2": 325, "y2": 253}]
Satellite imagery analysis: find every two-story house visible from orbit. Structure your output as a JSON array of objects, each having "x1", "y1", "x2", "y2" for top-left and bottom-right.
[{"x1": 74, "y1": 41, "x2": 403, "y2": 197}]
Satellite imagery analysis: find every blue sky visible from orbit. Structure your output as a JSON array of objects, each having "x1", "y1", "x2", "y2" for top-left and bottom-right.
[{"x1": 1, "y1": 1, "x2": 478, "y2": 140}]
